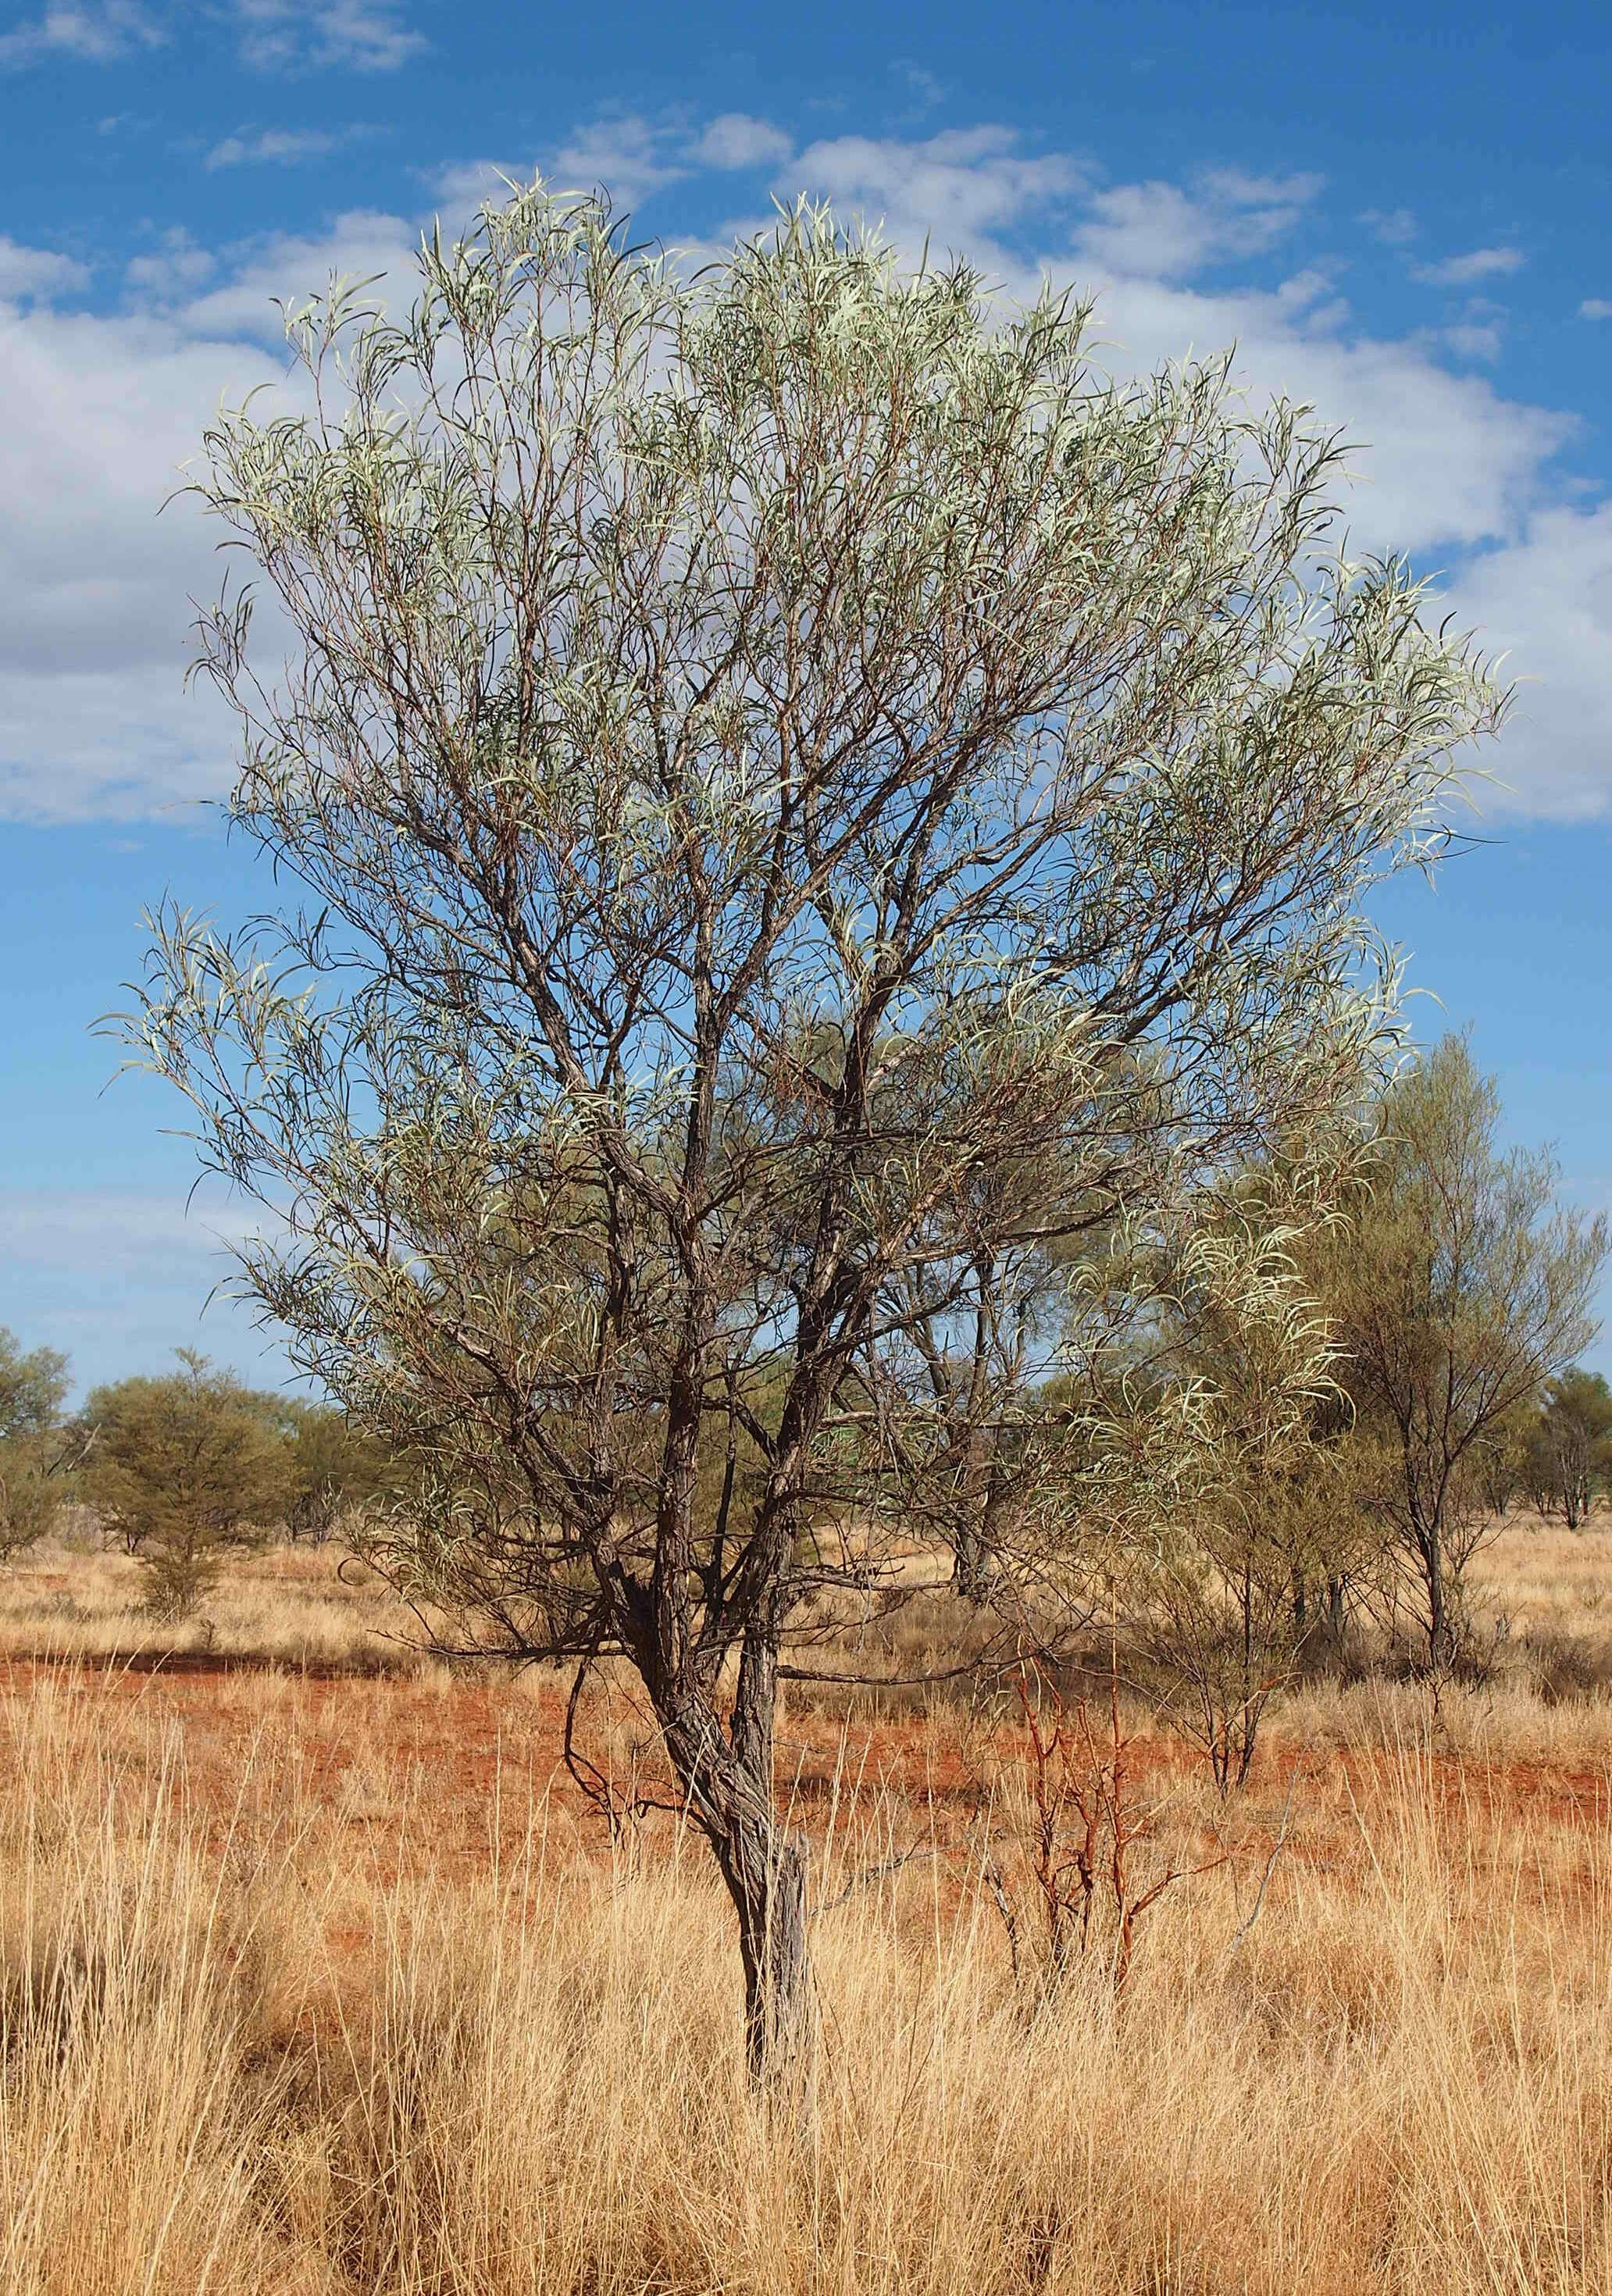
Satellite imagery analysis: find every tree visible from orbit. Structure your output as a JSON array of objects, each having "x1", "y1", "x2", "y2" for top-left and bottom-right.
[
  {"x1": 77, "y1": 1353, "x2": 291, "y2": 1617},
  {"x1": 1528, "y1": 1369, "x2": 1612, "y2": 1528},
  {"x1": 125, "y1": 184, "x2": 1499, "y2": 2074},
  {"x1": 282, "y1": 1401, "x2": 394, "y2": 1542},
  {"x1": 0, "y1": 1327, "x2": 70, "y2": 1562},
  {"x1": 1111, "y1": 1195, "x2": 1374, "y2": 1790},
  {"x1": 1323, "y1": 1039, "x2": 1608, "y2": 1663},
  {"x1": 0, "y1": 1328, "x2": 68, "y2": 1439}
]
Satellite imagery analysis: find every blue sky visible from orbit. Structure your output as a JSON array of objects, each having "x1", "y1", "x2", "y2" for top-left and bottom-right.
[{"x1": 1, "y1": 0, "x2": 1610, "y2": 1393}]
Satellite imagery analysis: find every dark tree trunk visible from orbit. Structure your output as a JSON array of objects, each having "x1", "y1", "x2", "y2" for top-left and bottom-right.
[
  {"x1": 656, "y1": 1657, "x2": 815, "y2": 2087},
  {"x1": 1421, "y1": 1518, "x2": 1450, "y2": 1666},
  {"x1": 710, "y1": 1808, "x2": 812, "y2": 2084},
  {"x1": 1326, "y1": 1574, "x2": 1346, "y2": 1641},
  {"x1": 954, "y1": 1449, "x2": 1012, "y2": 1599},
  {"x1": 953, "y1": 1519, "x2": 988, "y2": 1599}
]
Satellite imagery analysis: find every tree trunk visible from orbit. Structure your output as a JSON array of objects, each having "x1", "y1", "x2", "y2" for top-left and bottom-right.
[
  {"x1": 953, "y1": 1518, "x2": 988, "y2": 1599},
  {"x1": 954, "y1": 1449, "x2": 1012, "y2": 1599},
  {"x1": 1422, "y1": 1520, "x2": 1450, "y2": 1667},
  {"x1": 1326, "y1": 1574, "x2": 1346, "y2": 1641},
  {"x1": 656, "y1": 1676, "x2": 814, "y2": 2088},
  {"x1": 710, "y1": 1807, "x2": 813, "y2": 2085}
]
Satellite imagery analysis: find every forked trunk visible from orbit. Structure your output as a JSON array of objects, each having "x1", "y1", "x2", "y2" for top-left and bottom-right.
[
  {"x1": 657, "y1": 1689, "x2": 815, "y2": 2087},
  {"x1": 711, "y1": 1806, "x2": 812, "y2": 2085}
]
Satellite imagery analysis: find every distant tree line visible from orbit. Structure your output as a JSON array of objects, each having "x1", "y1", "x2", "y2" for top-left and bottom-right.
[{"x1": 0, "y1": 1342, "x2": 392, "y2": 1616}]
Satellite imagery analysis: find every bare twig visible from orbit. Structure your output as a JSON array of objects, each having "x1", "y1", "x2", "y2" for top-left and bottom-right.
[
  {"x1": 810, "y1": 1842, "x2": 934, "y2": 1920},
  {"x1": 1229, "y1": 1762, "x2": 1303, "y2": 1952}
]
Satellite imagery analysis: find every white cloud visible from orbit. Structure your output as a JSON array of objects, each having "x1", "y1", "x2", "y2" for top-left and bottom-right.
[
  {"x1": 0, "y1": 298, "x2": 262, "y2": 818},
  {"x1": 892, "y1": 60, "x2": 944, "y2": 111},
  {"x1": 787, "y1": 126, "x2": 1086, "y2": 260},
  {"x1": 1413, "y1": 245, "x2": 1525, "y2": 287},
  {"x1": 166, "y1": 208, "x2": 415, "y2": 337},
  {"x1": 0, "y1": 0, "x2": 163, "y2": 68},
  {"x1": 1581, "y1": 298, "x2": 1612, "y2": 322},
  {"x1": 0, "y1": 208, "x2": 415, "y2": 821},
  {"x1": 233, "y1": 0, "x2": 425, "y2": 73},
  {"x1": 123, "y1": 225, "x2": 216, "y2": 297},
  {"x1": 1073, "y1": 269, "x2": 1571, "y2": 556},
  {"x1": 1435, "y1": 502, "x2": 1612, "y2": 818},
  {"x1": 1071, "y1": 167, "x2": 1323, "y2": 283},
  {"x1": 428, "y1": 158, "x2": 523, "y2": 213},
  {"x1": 691, "y1": 112, "x2": 794, "y2": 171},
  {"x1": 0, "y1": 237, "x2": 91, "y2": 301},
  {"x1": 205, "y1": 124, "x2": 367, "y2": 169},
  {"x1": 549, "y1": 114, "x2": 693, "y2": 208},
  {"x1": 1442, "y1": 320, "x2": 1504, "y2": 363},
  {"x1": 434, "y1": 110, "x2": 800, "y2": 223}
]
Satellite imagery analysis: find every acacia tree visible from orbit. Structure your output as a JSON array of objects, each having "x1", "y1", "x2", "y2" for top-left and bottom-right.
[
  {"x1": 77, "y1": 1352, "x2": 291, "y2": 1615},
  {"x1": 282, "y1": 1400, "x2": 394, "y2": 1542},
  {"x1": 0, "y1": 1326, "x2": 70, "y2": 1562},
  {"x1": 126, "y1": 185, "x2": 1499, "y2": 2073},
  {"x1": 1528, "y1": 1370, "x2": 1612, "y2": 1528},
  {"x1": 1325, "y1": 1039, "x2": 1608, "y2": 1662},
  {"x1": 1108, "y1": 1193, "x2": 1374, "y2": 1790}
]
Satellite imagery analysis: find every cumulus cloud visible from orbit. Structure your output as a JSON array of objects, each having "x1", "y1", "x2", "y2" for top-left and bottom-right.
[
  {"x1": 164, "y1": 207, "x2": 416, "y2": 337},
  {"x1": 0, "y1": 238, "x2": 91, "y2": 301},
  {"x1": 691, "y1": 112, "x2": 794, "y2": 170},
  {"x1": 1067, "y1": 269, "x2": 1571, "y2": 557},
  {"x1": 787, "y1": 125, "x2": 1086, "y2": 261},
  {"x1": 433, "y1": 109, "x2": 804, "y2": 223},
  {"x1": 1435, "y1": 502, "x2": 1612, "y2": 818},
  {"x1": 1441, "y1": 319, "x2": 1505, "y2": 363},
  {"x1": 1071, "y1": 168, "x2": 1324, "y2": 283},
  {"x1": 123, "y1": 225, "x2": 216, "y2": 296},
  {"x1": 427, "y1": 157, "x2": 523, "y2": 212},
  {"x1": 0, "y1": 207, "x2": 416, "y2": 821},
  {"x1": 1413, "y1": 245, "x2": 1526, "y2": 287},
  {"x1": 0, "y1": 300, "x2": 260, "y2": 819},
  {"x1": 547, "y1": 114, "x2": 696, "y2": 207},
  {"x1": 1581, "y1": 298, "x2": 1612, "y2": 322}
]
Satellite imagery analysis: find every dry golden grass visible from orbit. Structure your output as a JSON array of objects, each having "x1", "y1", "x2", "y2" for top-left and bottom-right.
[
  {"x1": 5, "y1": 1516, "x2": 1612, "y2": 2290},
  {"x1": 0, "y1": 1523, "x2": 425, "y2": 1672}
]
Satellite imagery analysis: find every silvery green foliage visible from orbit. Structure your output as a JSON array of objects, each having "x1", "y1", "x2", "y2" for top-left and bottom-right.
[{"x1": 128, "y1": 181, "x2": 1503, "y2": 1695}]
